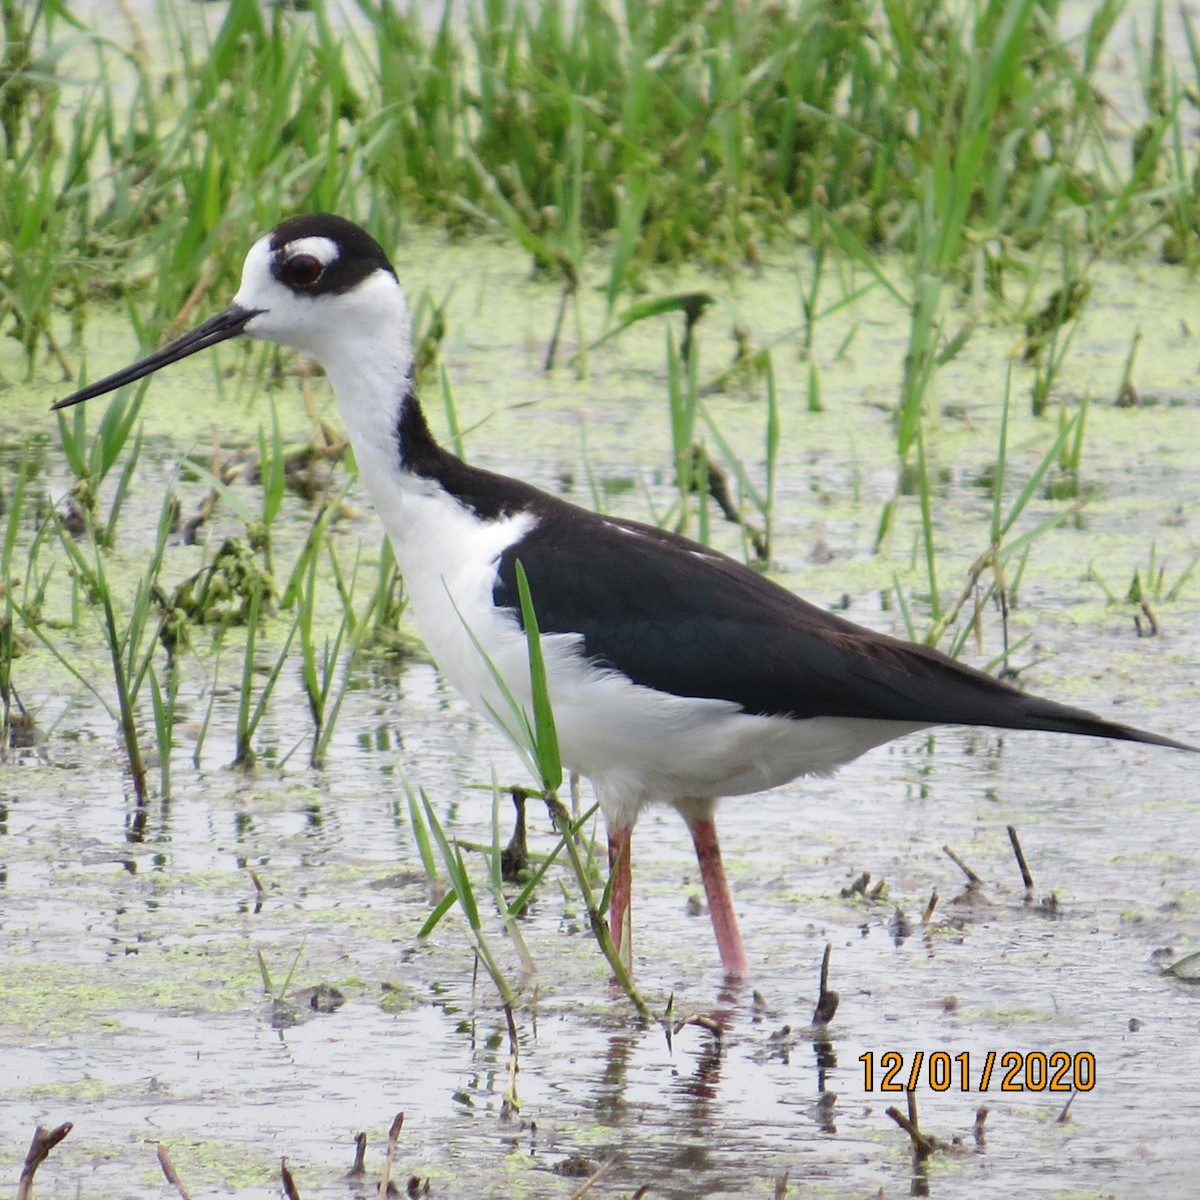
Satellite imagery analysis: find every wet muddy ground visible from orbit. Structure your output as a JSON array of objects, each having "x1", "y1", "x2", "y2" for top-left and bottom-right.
[{"x1": 3, "y1": 240, "x2": 1200, "y2": 1198}]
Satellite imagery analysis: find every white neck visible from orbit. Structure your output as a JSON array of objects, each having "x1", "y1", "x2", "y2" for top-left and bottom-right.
[{"x1": 297, "y1": 272, "x2": 416, "y2": 497}]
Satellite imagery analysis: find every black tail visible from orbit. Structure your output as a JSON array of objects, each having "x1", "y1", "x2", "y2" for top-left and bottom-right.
[
  {"x1": 862, "y1": 638, "x2": 1197, "y2": 752},
  {"x1": 987, "y1": 689, "x2": 1196, "y2": 753}
]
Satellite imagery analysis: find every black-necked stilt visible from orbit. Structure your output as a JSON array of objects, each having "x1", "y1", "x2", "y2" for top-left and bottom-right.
[{"x1": 53, "y1": 213, "x2": 1194, "y2": 976}]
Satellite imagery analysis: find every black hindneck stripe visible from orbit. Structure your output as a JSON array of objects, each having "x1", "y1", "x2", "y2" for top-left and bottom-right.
[{"x1": 394, "y1": 388, "x2": 537, "y2": 523}]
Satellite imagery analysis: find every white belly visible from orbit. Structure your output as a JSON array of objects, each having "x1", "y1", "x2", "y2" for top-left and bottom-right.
[{"x1": 373, "y1": 480, "x2": 929, "y2": 833}]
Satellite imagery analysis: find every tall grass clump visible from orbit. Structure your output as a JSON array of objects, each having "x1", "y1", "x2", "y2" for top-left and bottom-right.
[
  {"x1": 3, "y1": 0, "x2": 1193, "y2": 377},
  {"x1": 25, "y1": 486, "x2": 183, "y2": 804},
  {"x1": 0, "y1": 442, "x2": 35, "y2": 755}
]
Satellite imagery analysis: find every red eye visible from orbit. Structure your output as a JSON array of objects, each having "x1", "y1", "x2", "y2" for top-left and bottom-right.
[{"x1": 281, "y1": 253, "x2": 323, "y2": 287}]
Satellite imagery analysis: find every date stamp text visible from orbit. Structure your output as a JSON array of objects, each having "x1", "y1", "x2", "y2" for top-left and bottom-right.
[{"x1": 859, "y1": 1050, "x2": 1095, "y2": 1093}]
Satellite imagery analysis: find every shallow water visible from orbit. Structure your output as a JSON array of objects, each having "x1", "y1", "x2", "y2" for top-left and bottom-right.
[{"x1": 3, "y1": 231, "x2": 1200, "y2": 1199}]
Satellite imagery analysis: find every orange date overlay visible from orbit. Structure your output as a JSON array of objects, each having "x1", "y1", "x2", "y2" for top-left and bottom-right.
[{"x1": 859, "y1": 1050, "x2": 1095, "y2": 1093}]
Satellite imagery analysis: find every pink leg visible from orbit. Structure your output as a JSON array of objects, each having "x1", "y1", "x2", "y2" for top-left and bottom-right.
[
  {"x1": 607, "y1": 827, "x2": 632, "y2": 965},
  {"x1": 687, "y1": 816, "x2": 749, "y2": 976}
]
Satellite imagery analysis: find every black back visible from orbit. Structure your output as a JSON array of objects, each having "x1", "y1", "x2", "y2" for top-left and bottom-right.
[{"x1": 489, "y1": 492, "x2": 1192, "y2": 752}]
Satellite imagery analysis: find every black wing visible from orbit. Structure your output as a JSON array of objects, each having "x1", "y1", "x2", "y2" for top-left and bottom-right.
[{"x1": 493, "y1": 497, "x2": 1192, "y2": 752}]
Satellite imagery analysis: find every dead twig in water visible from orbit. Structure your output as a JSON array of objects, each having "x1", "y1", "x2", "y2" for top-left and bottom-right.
[
  {"x1": 942, "y1": 844, "x2": 982, "y2": 885},
  {"x1": 500, "y1": 787, "x2": 530, "y2": 880},
  {"x1": 1135, "y1": 599, "x2": 1160, "y2": 638},
  {"x1": 16, "y1": 1123, "x2": 73, "y2": 1200},
  {"x1": 774, "y1": 1171, "x2": 790, "y2": 1198},
  {"x1": 346, "y1": 1132, "x2": 368, "y2": 1178},
  {"x1": 249, "y1": 868, "x2": 266, "y2": 913},
  {"x1": 672, "y1": 1012, "x2": 724, "y2": 1042},
  {"x1": 921, "y1": 890, "x2": 939, "y2": 923},
  {"x1": 281, "y1": 1158, "x2": 301, "y2": 1200},
  {"x1": 157, "y1": 1144, "x2": 194, "y2": 1200},
  {"x1": 378, "y1": 1112, "x2": 405, "y2": 1200},
  {"x1": 974, "y1": 1106, "x2": 989, "y2": 1144},
  {"x1": 812, "y1": 943, "x2": 839, "y2": 1025},
  {"x1": 885, "y1": 1091, "x2": 936, "y2": 1159},
  {"x1": 566, "y1": 1155, "x2": 616, "y2": 1198},
  {"x1": 1057, "y1": 1088, "x2": 1079, "y2": 1124},
  {"x1": 502, "y1": 1003, "x2": 521, "y2": 1118},
  {"x1": 1006, "y1": 825, "x2": 1034, "y2": 891},
  {"x1": 840, "y1": 870, "x2": 870, "y2": 897}
]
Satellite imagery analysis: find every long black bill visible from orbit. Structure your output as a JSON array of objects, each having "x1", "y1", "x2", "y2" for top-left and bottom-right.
[{"x1": 51, "y1": 304, "x2": 263, "y2": 410}]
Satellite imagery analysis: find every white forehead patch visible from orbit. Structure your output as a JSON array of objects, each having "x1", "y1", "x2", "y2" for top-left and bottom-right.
[{"x1": 280, "y1": 235, "x2": 339, "y2": 266}]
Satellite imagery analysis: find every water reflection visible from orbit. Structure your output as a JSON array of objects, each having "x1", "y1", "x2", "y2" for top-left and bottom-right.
[{"x1": 125, "y1": 792, "x2": 148, "y2": 842}]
